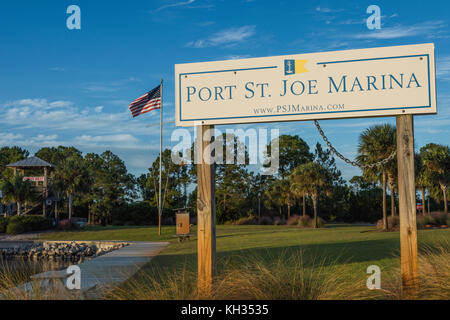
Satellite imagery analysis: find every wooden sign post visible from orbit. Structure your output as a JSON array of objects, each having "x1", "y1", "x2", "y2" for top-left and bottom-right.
[
  {"x1": 396, "y1": 114, "x2": 419, "y2": 299},
  {"x1": 196, "y1": 124, "x2": 216, "y2": 297}
]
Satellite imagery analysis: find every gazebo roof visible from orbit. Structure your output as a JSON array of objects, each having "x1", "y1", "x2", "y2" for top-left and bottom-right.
[{"x1": 6, "y1": 156, "x2": 54, "y2": 169}]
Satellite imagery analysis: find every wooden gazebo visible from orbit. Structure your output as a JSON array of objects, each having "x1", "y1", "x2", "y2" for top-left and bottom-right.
[{"x1": 6, "y1": 156, "x2": 55, "y2": 216}]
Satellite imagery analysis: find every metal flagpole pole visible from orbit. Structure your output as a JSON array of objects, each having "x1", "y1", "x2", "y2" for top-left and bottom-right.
[{"x1": 159, "y1": 79, "x2": 163, "y2": 236}]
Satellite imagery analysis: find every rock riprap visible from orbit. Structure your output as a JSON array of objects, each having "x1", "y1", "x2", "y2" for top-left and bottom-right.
[{"x1": 1, "y1": 242, "x2": 128, "y2": 260}]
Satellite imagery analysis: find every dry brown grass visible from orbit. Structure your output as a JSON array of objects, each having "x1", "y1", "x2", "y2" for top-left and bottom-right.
[
  {"x1": 211, "y1": 251, "x2": 367, "y2": 300},
  {"x1": 109, "y1": 242, "x2": 450, "y2": 301},
  {"x1": 108, "y1": 250, "x2": 369, "y2": 300},
  {"x1": 0, "y1": 258, "x2": 81, "y2": 300},
  {"x1": 2, "y1": 240, "x2": 449, "y2": 300},
  {"x1": 105, "y1": 264, "x2": 198, "y2": 300},
  {"x1": 380, "y1": 240, "x2": 450, "y2": 300}
]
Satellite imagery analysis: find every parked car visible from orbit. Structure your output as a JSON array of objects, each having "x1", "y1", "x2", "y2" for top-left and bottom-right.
[{"x1": 72, "y1": 217, "x2": 87, "y2": 228}]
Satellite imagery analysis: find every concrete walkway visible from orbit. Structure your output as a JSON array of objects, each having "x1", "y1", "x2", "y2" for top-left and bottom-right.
[
  {"x1": 77, "y1": 241, "x2": 169, "y2": 292},
  {"x1": 22, "y1": 241, "x2": 169, "y2": 298}
]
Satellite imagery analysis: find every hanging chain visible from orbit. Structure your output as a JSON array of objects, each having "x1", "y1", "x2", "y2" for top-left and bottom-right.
[{"x1": 313, "y1": 120, "x2": 396, "y2": 169}]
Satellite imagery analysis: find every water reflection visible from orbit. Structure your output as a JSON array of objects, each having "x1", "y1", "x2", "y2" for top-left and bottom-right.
[{"x1": 0, "y1": 256, "x2": 88, "y2": 289}]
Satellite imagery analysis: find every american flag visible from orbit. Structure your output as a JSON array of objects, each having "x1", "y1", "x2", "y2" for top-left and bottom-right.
[{"x1": 129, "y1": 85, "x2": 162, "y2": 118}]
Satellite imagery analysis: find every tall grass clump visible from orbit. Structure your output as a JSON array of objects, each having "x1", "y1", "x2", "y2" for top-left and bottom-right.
[
  {"x1": 108, "y1": 250, "x2": 368, "y2": 300},
  {"x1": 381, "y1": 240, "x2": 450, "y2": 300},
  {"x1": 106, "y1": 264, "x2": 198, "y2": 300},
  {"x1": 0, "y1": 257, "x2": 75, "y2": 300},
  {"x1": 213, "y1": 251, "x2": 365, "y2": 300}
]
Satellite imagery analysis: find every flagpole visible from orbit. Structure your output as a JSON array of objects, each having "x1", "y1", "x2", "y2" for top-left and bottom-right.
[{"x1": 158, "y1": 79, "x2": 163, "y2": 236}]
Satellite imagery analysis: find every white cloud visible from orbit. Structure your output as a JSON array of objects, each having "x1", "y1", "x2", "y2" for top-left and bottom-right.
[
  {"x1": 223, "y1": 54, "x2": 251, "y2": 60},
  {"x1": 315, "y1": 7, "x2": 343, "y2": 13},
  {"x1": 0, "y1": 132, "x2": 61, "y2": 148},
  {"x1": 33, "y1": 134, "x2": 58, "y2": 141},
  {"x1": 186, "y1": 26, "x2": 256, "y2": 48},
  {"x1": 0, "y1": 98, "x2": 151, "y2": 136},
  {"x1": 196, "y1": 21, "x2": 215, "y2": 27},
  {"x1": 76, "y1": 134, "x2": 138, "y2": 144},
  {"x1": 437, "y1": 56, "x2": 450, "y2": 81},
  {"x1": 48, "y1": 101, "x2": 73, "y2": 108},
  {"x1": 49, "y1": 67, "x2": 66, "y2": 72},
  {"x1": 0, "y1": 98, "x2": 176, "y2": 174},
  {"x1": 351, "y1": 20, "x2": 447, "y2": 40},
  {"x1": 82, "y1": 77, "x2": 141, "y2": 93},
  {"x1": 338, "y1": 18, "x2": 365, "y2": 25},
  {"x1": 0, "y1": 133, "x2": 24, "y2": 144},
  {"x1": 4, "y1": 99, "x2": 73, "y2": 110},
  {"x1": 155, "y1": 0, "x2": 195, "y2": 12}
]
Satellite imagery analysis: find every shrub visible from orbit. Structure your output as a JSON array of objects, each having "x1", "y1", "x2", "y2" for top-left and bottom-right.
[
  {"x1": 0, "y1": 217, "x2": 7, "y2": 233},
  {"x1": 295, "y1": 216, "x2": 325, "y2": 228},
  {"x1": 416, "y1": 215, "x2": 435, "y2": 229},
  {"x1": 378, "y1": 213, "x2": 450, "y2": 230},
  {"x1": 230, "y1": 215, "x2": 256, "y2": 225},
  {"x1": 377, "y1": 216, "x2": 400, "y2": 231},
  {"x1": 5, "y1": 216, "x2": 51, "y2": 235},
  {"x1": 376, "y1": 219, "x2": 383, "y2": 230},
  {"x1": 257, "y1": 216, "x2": 273, "y2": 225},
  {"x1": 286, "y1": 215, "x2": 301, "y2": 226},
  {"x1": 6, "y1": 221, "x2": 26, "y2": 234},
  {"x1": 297, "y1": 216, "x2": 312, "y2": 228},
  {"x1": 315, "y1": 217, "x2": 326, "y2": 228},
  {"x1": 416, "y1": 214, "x2": 449, "y2": 229},
  {"x1": 273, "y1": 217, "x2": 286, "y2": 225},
  {"x1": 431, "y1": 212, "x2": 448, "y2": 226},
  {"x1": 388, "y1": 216, "x2": 400, "y2": 231},
  {"x1": 111, "y1": 202, "x2": 170, "y2": 226}
]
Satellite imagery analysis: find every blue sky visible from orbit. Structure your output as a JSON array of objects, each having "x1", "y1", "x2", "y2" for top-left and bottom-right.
[{"x1": 0, "y1": 0, "x2": 449, "y2": 181}]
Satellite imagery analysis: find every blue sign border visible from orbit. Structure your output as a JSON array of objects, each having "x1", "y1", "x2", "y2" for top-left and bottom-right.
[{"x1": 178, "y1": 54, "x2": 432, "y2": 123}]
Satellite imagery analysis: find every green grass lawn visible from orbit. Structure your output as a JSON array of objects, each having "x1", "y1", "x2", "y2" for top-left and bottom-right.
[{"x1": 39, "y1": 224, "x2": 449, "y2": 277}]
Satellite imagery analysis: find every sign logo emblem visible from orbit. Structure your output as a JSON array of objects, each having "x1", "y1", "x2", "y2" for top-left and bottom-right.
[{"x1": 284, "y1": 59, "x2": 309, "y2": 75}]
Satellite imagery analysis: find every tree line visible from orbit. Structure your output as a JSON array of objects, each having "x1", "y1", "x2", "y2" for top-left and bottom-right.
[{"x1": 0, "y1": 124, "x2": 448, "y2": 227}]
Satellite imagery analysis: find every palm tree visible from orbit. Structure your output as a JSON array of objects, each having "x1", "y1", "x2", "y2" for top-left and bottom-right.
[
  {"x1": 51, "y1": 177, "x2": 66, "y2": 222},
  {"x1": 55, "y1": 156, "x2": 89, "y2": 220},
  {"x1": 264, "y1": 180, "x2": 285, "y2": 218},
  {"x1": 415, "y1": 153, "x2": 428, "y2": 216},
  {"x1": 357, "y1": 124, "x2": 396, "y2": 231},
  {"x1": 290, "y1": 174, "x2": 308, "y2": 217},
  {"x1": 420, "y1": 143, "x2": 450, "y2": 214},
  {"x1": 386, "y1": 160, "x2": 398, "y2": 217},
  {"x1": 279, "y1": 179, "x2": 295, "y2": 219},
  {"x1": 290, "y1": 162, "x2": 332, "y2": 228},
  {"x1": 0, "y1": 175, "x2": 36, "y2": 216}
]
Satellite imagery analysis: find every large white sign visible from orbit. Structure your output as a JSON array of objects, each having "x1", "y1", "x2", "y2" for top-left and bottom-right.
[{"x1": 175, "y1": 43, "x2": 436, "y2": 127}]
